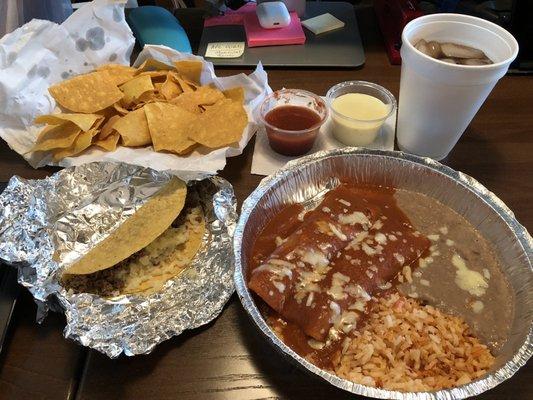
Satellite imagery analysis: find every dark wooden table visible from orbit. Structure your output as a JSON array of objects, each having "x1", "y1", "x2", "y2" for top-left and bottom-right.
[{"x1": 0, "y1": 6, "x2": 531, "y2": 400}]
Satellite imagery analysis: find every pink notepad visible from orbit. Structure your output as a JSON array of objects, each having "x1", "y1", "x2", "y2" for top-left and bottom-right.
[{"x1": 244, "y1": 12, "x2": 306, "y2": 47}]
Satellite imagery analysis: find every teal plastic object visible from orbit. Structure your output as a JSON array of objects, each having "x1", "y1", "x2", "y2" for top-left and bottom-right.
[{"x1": 126, "y1": 6, "x2": 192, "y2": 53}]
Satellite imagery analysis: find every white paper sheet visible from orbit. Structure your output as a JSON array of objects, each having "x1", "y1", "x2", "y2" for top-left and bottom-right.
[{"x1": 0, "y1": 0, "x2": 271, "y2": 175}]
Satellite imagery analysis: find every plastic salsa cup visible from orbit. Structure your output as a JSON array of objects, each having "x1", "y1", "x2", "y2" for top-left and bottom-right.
[{"x1": 259, "y1": 89, "x2": 328, "y2": 156}]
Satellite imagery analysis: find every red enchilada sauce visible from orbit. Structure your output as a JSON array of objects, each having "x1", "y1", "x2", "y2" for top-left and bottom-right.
[
  {"x1": 248, "y1": 184, "x2": 430, "y2": 369},
  {"x1": 264, "y1": 105, "x2": 322, "y2": 156}
]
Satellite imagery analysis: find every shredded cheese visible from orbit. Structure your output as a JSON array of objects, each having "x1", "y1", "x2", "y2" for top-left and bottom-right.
[
  {"x1": 328, "y1": 223, "x2": 348, "y2": 241},
  {"x1": 269, "y1": 259, "x2": 295, "y2": 268},
  {"x1": 374, "y1": 232, "x2": 387, "y2": 245},
  {"x1": 300, "y1": 249, "x2": 329, "y2": 268},
  {"x1": 378, "y1": 281, "x2": 392, "y2": 290},
  {"x1": 275, "y1": 236, "x2": 286, "y2": 246},
  {"x1": 452, "y1": 254, "x2": 488, "y2": 297},
  {"x1": 403, "y1": 265, "x2": 413, "y2": 283},
  {"x1": 346, "y1": 231, "x2": 369, "y2": 250},
  {"x1": 272, "y1": 281, "x2": 285, "y2": 293},
  {"x1": 362, "y1": 243, "x2": 378, "y2": 256},
  {"x1": 471, "y1": 300, "x2": 484, "y2": 314},
  {"x1": 338, "y1": 212, "x2": 370, "y2": 228},
  {"x1": 307, "y1": 339, "x2": 325, "y2": 350},
  {"x1": 373, "y1": 220, "x2": 384, "y2": 230},
  {"x1": 306, "y1": 291, "x2": 315, "y2": 307},
  {"x1": 394, "y1": 253, "x2": 405, "y2": 265}
]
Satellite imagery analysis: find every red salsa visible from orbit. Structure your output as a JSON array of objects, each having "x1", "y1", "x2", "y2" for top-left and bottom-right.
[{"x1": 264, "y1": 105, "x2": 322, "y2": 156}]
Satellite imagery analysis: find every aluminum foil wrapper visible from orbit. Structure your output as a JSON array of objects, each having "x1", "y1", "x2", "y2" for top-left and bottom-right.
[
  {"x1": 0, "y1": 162, "x2": 237, "y2": 357},
  {"x1": 234, "y1": 148, "x2": 532, "y2": 399}
]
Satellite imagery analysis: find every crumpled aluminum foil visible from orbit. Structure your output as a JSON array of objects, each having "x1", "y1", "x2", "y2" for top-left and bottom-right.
[
  {"x1": 0, "y1": 162, "x2": 237, "y2": 357},
  {"x1": 234, "y1": 147, "x2": 532, "y2": 400}
]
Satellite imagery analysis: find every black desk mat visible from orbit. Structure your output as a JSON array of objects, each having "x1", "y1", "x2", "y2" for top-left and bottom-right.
[{"x1": 198, "y1": 2, "x2": 365, "y2": 68}]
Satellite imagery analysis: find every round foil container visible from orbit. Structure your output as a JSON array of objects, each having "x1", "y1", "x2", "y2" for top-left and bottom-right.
[{"x1": 233, "y1": 148, "x2": 532, "y2": 399}]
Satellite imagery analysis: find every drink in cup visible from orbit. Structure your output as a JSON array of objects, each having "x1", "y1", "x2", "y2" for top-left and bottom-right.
[{"x1": 396, "y1": 14, "x2": 519, "y2": 160}]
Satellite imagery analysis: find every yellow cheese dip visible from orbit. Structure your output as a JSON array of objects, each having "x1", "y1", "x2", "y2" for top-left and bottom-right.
[{"x1": 330, "y1": 93, "x2": 390, "y2": 146}]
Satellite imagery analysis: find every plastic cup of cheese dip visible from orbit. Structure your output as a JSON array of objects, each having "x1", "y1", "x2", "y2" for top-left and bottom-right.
[{"x1": 326, "y1": 81, "x2": 396, "y2": 146}]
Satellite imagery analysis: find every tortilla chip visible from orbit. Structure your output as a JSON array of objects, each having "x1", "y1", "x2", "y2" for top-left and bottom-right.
[
  {"x1": 97, "y1": 64, "x2": 137, "y2": 86},
  {"x1": 177, "y1": 142, "x2": 198, "y2": 155},
  {"x1": 49, "y1": 71, "x2": 124, "y2": 113},
  {"x1": 91, "y1": 116, "x2": 106, "y2": 130},
  {"x1": 99, "y1": 115, "x2": 121, "y2": 139},
  {"x1": 113, "y1": 102, "x2": 130, "y2": 115},
  {"x1": 223, "y1": 87, "x2": 245, "y2": 104},
  {"x1": 136, "y1": 59, "x2": 174, "y2": 72},
  {"x1": 52, "y1": 129, "x2": 93, "y2": 161},
  {"x1": 160, "y1": 75, "x2": 183, "y2": 100},
  {"x1": 131, "y1": 90, "x2": 161, "y2": 107},
  {"x1": 34, "y1": 113, "x2": 102, "y2": 132},
  {"x1": 113, "y1": 108, "x2": 152, "y2": 147},
  {"x1": 173, "y1": 60, "x2": 202, "y2": 84},
  {"x1": 86, "y1": 126, "x2": 101, "y2": 138},
  {"x1": 96, "y1": 106, "x2": 120, "y2": 120},
  {"x1": 63, "y1": 178, "x2": 187, "y2": 275},
  {"x1": 93, "y1": 131, "x2": 120, "y2": 152},
  {"x1": 195, "y1": 86, "x2": 225, "y2": 105},
  {"x1": 188, "y1": 99, "x2": 247, "y2": 148},
  {"x1": 144, "y1": 102, "x2": 197, "y2": 154},
  {"x1": 33, "y1": 123, "x2": 81, "y2": 152},
  {"x1": 119, "y1": 75, "x2": 154, "y2": 105},
  {"x1": 137, "y1": 70, "x2": 170, "y2": 84},
  {"x1": 169, "y1": 86, "x2": 224, "y2": 115},
  {"x1": 172, "y1": 75, "x2": 196, "y2": 93},
  {"x1": 171, "y1": 86, "x2": 225, "y2": 111},
  {"x1": 170, "y1": 100, "x2": 201, "y2": 115}
]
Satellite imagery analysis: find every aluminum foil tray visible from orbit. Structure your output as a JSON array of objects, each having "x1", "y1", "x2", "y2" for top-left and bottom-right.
[{"x1": 234, "y1": 147, "x2": 532, "y2": 399}]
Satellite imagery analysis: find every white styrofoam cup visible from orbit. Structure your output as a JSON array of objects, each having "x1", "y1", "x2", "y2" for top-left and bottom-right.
[{"x1": 396, "y1": 13, "x2": 519, "y2": 160}]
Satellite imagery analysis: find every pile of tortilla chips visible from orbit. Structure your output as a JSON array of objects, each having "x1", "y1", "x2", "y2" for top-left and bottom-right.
[{"x1": 32, "y1": 59, "x2": 248, "y2": 161}]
